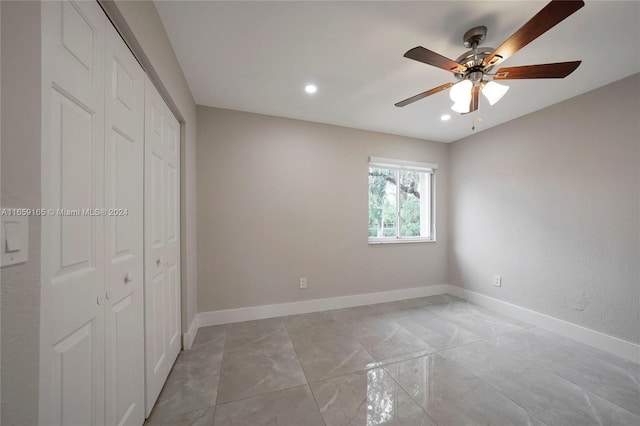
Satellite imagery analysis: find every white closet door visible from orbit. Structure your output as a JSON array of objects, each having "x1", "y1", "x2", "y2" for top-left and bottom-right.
[
  {"x1": 144, "y1": 77, "x2": 181, "y2": 415},
  {"x1": 104, "y1": 24, "x2": 145, "y2": 426},
  {"x1": 40, "y1": 1, "x2": 106, "y2": 424}
]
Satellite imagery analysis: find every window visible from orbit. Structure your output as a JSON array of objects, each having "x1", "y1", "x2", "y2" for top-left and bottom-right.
[{"x1": 368, "y1": 157, "x2": 436, "y2": 243}]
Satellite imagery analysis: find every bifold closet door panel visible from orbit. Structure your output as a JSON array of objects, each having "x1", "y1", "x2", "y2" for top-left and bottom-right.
[
  {"x1": 104, "y1": 23, "x2": 145, "y2": 426},
  {"x1": 40, "y1": 1, "x2": 107, "y2": 424},
  {"x1": 144, "y1": 77, "x2": 182, "y2": 416},
  {"x1": 40, "y1": 1, "x2": 181, "y2": 423}
]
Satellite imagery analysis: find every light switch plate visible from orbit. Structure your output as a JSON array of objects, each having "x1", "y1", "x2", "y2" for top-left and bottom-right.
[{"x1": 1, "y1": 215, "x2": 29, "y2": 267}]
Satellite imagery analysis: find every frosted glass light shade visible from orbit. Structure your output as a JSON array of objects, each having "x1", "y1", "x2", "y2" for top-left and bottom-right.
[
  {"x1": 450, "y1": 80, "x2": 472, "y2": 113},
  {"x1": 449, "y1": 79, "x2": 472, "y2": 104},
  {"x1": 451, "y1": 101, "x2": 470, "y2": 114},
  {"x1": 482, "y1": 81, "x2": 509, "y2": 105}
]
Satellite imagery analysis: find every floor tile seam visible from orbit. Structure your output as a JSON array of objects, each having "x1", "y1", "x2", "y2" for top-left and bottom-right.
[
  {"x1": 419, "y1": 305, "x2": 492, "y2": 337},
  {"x1": 396, "y1": 326, "x2": 493, "y2": 354},
  {"x1": 337, "y1": 313, "x2": 436, "y2": 360},
  {"x1": 173, "y1": 352, "x2": 225, "y2": 370},
  {"x1": 429, "y1": 334, "x2": 495, "y2": 356},
  {"x1": 301, "y1": 311, "x2": 425, "y2": 423},
  {"x1": 282, "y1": 318, "x2": 328, "y2": 426},
  {"x1": 213, "y1": 383, "x2": 319, "y2": 416},
  {"x1": 304, "y1": 345, "x2": 433, "y2": 426},
  {"x1": 446, "y1": 342, "x2": 640, "y2": 423},
  {"x1": 149, "y1": 399, "x2": 216, "y2": 421},
  {"x1": 287, "y1": 325, "x2": 360, "y2": 346},
  {"x1": 210, "y1": 406, "x2": 216, "y2": 426},
  {"x1": 160, "y1": 367, "x2": 222, "y2": 389},
  {"x1": 190, "y1": 332, "x2": 227, "y2": 351},
  {"x1": 374, "y1": 348, "x2": 547, "y2": 426},
  {"x1": 438, "y1": 354, "x2": 551, "y2": 426},
  {"x1": 303, "y1": 361, "x2": 390, "y2": 385},
  {"x1": 376, "y1": 358, "x2": 440, "y2": 426},
  {"x1": 222, "y1": 342, "x2": 298, "y2": 364},
  {"x1": 148, "y1": 354, "x2": 202, "y2": 420},
  {"x1": 343, "y1": 318, "x2": 445, "y2": 366},
  {"x1": 394, "y1": 322, "x2": 488, "y2": 354},
  {"x1": 181, "y1": 346, "x2": 225, "y2": 362},
  {"x1": 426, "y1": 319, "x2": 528, "y2": 355},
  {"x1": 221, "y1": 334, "x2": 298, "y2": 363},
  {"x1": 290, "y1": 339, "x2": 440, "y2": 384},
  {"x1": 212, "y1": 327, "x2": 229, "y2": 408},
  {"x1": 301, "y1": 350, "x2": 448, "y2": 384},
  {"x1": 477, "y1": 325, "x2": 536, "y2": 343},
  {"x1": 546, "y1": 342, "x2": 640, "y2": 374},
  {"x1": 456, "y1": 325, "x2": 640, "y2": 417},
  {"x1": 379, "y1": 314, "x2": 439, "y2": 351},
  {"x1": 146, "y1": 405, "x2": 217, "y2": 425},
  {"x1": 518, "y1": 350, "x2": 640, "y2": 417},
  {"x1": 424, "y1": 302, "x2": 532, "y2": 337},
  {"x1": 329, "y1": 315, "x2": 382, "y2": 367},
  {"x1": 222, "y1": 328, "x2": 290, "y2": 354}
]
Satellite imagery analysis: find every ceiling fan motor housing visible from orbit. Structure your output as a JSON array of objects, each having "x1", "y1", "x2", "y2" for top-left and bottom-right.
[
  {"x1": 455, "y1": 25, "x2": 494, "y2": 80},
  {"x1": 454, "y1": 47, "x2": 495, "y2": 80},
  {"x1": 463, "y1": 25, "x2": 487, "y2": 48}
]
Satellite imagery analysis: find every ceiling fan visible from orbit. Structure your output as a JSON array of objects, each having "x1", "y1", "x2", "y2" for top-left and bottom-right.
[{"x1": 395, "y1": 0, "x2": 584, "y2": 114}]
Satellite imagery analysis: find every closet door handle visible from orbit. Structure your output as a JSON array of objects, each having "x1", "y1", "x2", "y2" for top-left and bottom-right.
[
  {"x1": 156, "y1": 258, "x2": 162, "y2": 267},
  {"x1": 97, "y1": 295, "x2": 103, "y2": 305},
  {"x1": 124, "y1": 273, "x2": 133, "y2": 283}
]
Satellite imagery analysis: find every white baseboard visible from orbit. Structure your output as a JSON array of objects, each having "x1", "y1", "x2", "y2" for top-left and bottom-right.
[
  {"x1": 197, "y1": 284, "x2": 449, "y2": 328},
  {"x1": 193, "y1": 283, "x2": 639, "y2": 363},
  {"x1": 448, "y1": 285, "x2": 640, "y2": 364},
  {"x1": 182, "y1": 315, "x2": 199, "y2": 350}
]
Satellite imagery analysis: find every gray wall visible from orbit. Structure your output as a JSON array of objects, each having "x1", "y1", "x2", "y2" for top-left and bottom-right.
[
  {"x1": 449, "y1": 73, "x2": 640, "y2": 344},
  {"x1": 196, "y1": 106, "x2": 449, "y2": 312},
  {"x1": 0, "y1": 2, "x2": 41, "y2": 424}
]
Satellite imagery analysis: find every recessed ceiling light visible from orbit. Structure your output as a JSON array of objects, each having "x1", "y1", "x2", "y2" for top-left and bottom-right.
[
  {"x1": 305, "y1": 84, "x2": 317, "y2": 94},
  {"x1": 440, "y1": 114, "x2": 451, "y2": 121}
]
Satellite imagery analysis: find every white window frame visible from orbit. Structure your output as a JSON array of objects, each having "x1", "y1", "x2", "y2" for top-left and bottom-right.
[{"x1": 368, "y1": 157, "x2": 437, "y2": 244}]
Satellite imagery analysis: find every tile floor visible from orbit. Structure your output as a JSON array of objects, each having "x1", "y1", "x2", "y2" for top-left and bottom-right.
[{"x1": 144, "y1": 294, "x2": 640, "y2": 426}]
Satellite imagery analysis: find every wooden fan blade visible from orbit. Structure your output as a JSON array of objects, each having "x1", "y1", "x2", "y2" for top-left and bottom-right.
[
  {"x1": 493, "y1": 61, "x2": 581, "y2": 80},
  {"x1": 462, "y1": 85, "x2": 480, "y2": 114},
  {"x1": 484, "y1": 0, "x2": 584, "y2": 67},
  {"x1": 395, "y1": 82, "x2": 454, "y2": 107},
  {"x1": 404, "y1": 47, "x2": 466, "y2": 73}
]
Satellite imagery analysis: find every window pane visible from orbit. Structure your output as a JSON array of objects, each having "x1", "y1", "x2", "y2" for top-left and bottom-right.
[
  {"x1": 368, "y1": 167, "x2": 397, "y2": 237},
  {"x1": 399, "y1": 170, "x2": 423, "y2": 237}
]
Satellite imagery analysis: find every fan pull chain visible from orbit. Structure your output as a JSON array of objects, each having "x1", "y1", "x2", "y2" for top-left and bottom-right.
[{"x1": 472, "y1": 117, "x2": 482, "y2": 131}]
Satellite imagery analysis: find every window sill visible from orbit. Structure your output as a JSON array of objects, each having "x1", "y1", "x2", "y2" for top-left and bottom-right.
[{"x1": 368, "y1": 237, "x2": 436, "y2": 245}]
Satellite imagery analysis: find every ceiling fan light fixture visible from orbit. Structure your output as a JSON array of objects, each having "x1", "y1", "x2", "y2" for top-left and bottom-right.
[
  {"x1": 451, "y1": 101, "x2": 470, "y2": 114},
  {"x1": 482, "y1": 81, "x2": 509, "y2": 105},
  {"x1": 450, "y1": 80, "x2": 472, "y2": 113},
  {"x1": 449, "y1": 79, "x2": 472, "y2": 104}
]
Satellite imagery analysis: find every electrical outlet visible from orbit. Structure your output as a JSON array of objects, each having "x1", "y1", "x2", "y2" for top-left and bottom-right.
[
  {"x1": 299, "y1": 277, "x2": 307, "y2": 289},
  {"x1": 493, "y1": 274, "x2": 502, "y2": 287}
]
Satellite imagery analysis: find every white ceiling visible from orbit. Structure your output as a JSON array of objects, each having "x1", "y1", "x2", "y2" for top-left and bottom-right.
[{"x1": 155, "y1": 1, "x2": 640, "y2": 143}]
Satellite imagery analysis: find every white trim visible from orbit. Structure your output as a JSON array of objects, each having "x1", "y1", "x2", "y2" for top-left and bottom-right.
[
  {"x1": 368, "y1": 156, "x2": 438, "y2": 172},
  {"x1": 197, "y1": 285, "x2": 449, "y2": 327},
  {"x1": 448, "y1": 286, "x2": 640, "y2": 364},
  {"x1": 368, "y1": 237, "x2": 436, "y2": 245},
  {"x1": 194, "y1": 283, "x2": 639, "y2": 364},
  {"x1": 182, "y1": 315, "x2": 199, "y2": 350}
]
